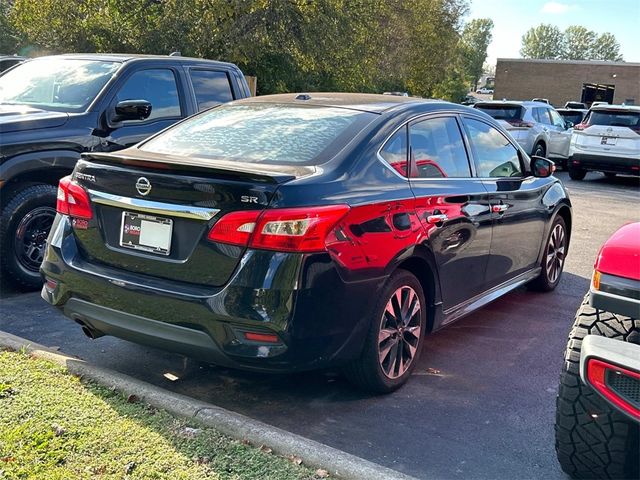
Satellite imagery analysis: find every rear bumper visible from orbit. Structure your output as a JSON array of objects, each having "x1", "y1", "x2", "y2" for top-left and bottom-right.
[
  {"x1": 40, "y1": 215, "x2": 382, "y2": 372},
  {"x1": 569, "y1": 153, "x2": 640, "y2": 175}
]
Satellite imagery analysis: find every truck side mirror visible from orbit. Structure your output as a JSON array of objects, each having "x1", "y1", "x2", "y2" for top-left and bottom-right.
[{"x1": 112, "y1": 100, "x2": 152, "y2": 123}]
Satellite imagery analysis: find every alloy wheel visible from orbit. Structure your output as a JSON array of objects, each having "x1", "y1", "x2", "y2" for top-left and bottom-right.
[
  {"x1": 378, "y1": 286, "x2": 422, "y2": 379},
  {"x1": 14, "y1": 206, "x2": 56, "y2": 272},
  {"x1": 546, "y1": 223, "x2": 566, "y2": 284}
]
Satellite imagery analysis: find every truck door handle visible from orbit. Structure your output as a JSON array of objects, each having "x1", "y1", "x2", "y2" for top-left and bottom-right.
[
  {"x1": 492, "y1": 204, "x2": 509, "y2": 214},
  {"x1": 426, "y1": 214, "x2": 448, "y2": 224}
]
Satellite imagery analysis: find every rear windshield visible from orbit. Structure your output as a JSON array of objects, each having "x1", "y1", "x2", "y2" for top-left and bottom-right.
[
  {"x1": 474, "y1": 105, "x2": 523, "y2": 121},
  {"x1": 586, "y1": 110, "x2": 640, "y2": 128},
  {"x1": 140, "y1": 103, "x2": 375, "y2": 165},
  {"x1": 558, "y1": 111, "x2": 584, "y2": 124}
]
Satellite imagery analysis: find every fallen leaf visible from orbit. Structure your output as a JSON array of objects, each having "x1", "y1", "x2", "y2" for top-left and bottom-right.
[
  {"x1": 288, "y1": 455, "x2": 303, "y2": 465},
  {"x1": 52, "y1": 424, "x2": 65, "y2": 436},
  {"x1": 179, "y1": 427, "x2": 200, "y2": 439},
  {"x1": 124, "y1": 462, "x2": 136, "y2": 475},
  {"x1": 259, "y1": 445, "x2": 272, "y2": 454},
  {"x1": 126, "y1": 394, "x2": 138, "y2": 404},
  {"x1": 315, "y1": 468, "x2": 329, "y2": 478}
]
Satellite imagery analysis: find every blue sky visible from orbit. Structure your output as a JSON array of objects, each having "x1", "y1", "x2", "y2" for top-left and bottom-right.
[{"x1": 467, "y1": 0, "x2": 640, "y2": 64}]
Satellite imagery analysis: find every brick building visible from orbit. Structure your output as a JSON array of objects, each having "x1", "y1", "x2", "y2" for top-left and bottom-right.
[{"x1": 494, "y1": 58, "x2": 640, "y2": 107}]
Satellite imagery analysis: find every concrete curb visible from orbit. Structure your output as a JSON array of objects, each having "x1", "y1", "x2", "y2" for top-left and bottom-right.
[{"x1": 0, "y1": 330, "x2": 417, "y2": 480}]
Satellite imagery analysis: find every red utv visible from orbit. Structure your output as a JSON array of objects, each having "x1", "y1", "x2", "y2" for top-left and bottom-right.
[{"x1": 555, "y1": 222, "x2": 640, "y2": 479}]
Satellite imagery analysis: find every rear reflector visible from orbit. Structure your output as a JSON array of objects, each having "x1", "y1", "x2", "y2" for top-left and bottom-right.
[
  {"x1": 586, "y1": 358, "x2": 640, "y2": 421},
  {"x1": 208, "y1": 205, "x2": 350, "y2": 253},
  {"x1": 57, "y1": 176, "x2": 93, "y2": 220},
  {"x1": 244, "y1": 332, "x2": 280, "y2": 343}
]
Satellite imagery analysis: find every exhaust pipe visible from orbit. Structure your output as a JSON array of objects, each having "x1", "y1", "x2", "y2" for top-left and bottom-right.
[{"x1": 73, "y1": 317, "x2": 104, "y2": 339}]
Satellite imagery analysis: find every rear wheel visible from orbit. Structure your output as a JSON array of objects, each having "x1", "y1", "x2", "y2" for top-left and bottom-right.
[
  {"x1": 529, "y1": 216, "x2": 567, "y2": 292},
  {"x1": 343, "y1": 269, "x2": 426, "y2": 393},
  {"x1": 604, "y1": 172, "x2": 617, "y2": 179},
  {"x1": 0, "y1": 184, "x2": 57, "y2": 290},
  {"x1": 569, "y1": 166, "x2": 587, "y2": 181},
  {"x1": 532, "y1": 142, "x2": 546, "y2": 158},
  {"x1": 555, "y1": 293, "x2": 640, "y2": 479}
]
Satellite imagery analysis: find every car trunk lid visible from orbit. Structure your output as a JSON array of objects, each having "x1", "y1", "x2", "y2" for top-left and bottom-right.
[
  {"x1": 70, "y1": 150, "x2": 312, "y2": 287},
  {"x1": 575, "y1": 109, "x2": 640, "y2": 156}
]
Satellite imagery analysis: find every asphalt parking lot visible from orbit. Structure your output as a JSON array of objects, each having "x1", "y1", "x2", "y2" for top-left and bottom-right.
[{"x1": 1, "y1": 171, "x2": 638, "y2": 479}]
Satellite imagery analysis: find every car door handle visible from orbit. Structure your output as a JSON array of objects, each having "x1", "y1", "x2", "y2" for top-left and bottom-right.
[
  {"x1": 492, "y1": 204, "x2": 509, "y2": 214},
  {"x1": 426, "y1": 214, "x2": 448, "y2": 224}
]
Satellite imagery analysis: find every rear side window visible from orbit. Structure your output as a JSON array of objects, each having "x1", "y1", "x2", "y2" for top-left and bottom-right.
[
  {"x1": 409, "y1": 117, "x2": 471, "y2": 178},
  {"x1": 475, "y1": 105, "x2": 523, "y2": 121},
  {"x1": 586, "y1": 110, "x2": 640, "y2": 128},
  {"x1": 141, "y1": 104, "x2": 375, "y2": 165},
  {"x1": 189, "y1": 69, "x2": 234, "y2": 110},
  {"x1": 380, "y1": 127, "x2": 408, "y2": 176},
  {"x1": 463, "y1": 118, "x2": 522, "y2": 178},
  {"x1": 117, "y1": 69, "x2": 181, "y2": 121}
]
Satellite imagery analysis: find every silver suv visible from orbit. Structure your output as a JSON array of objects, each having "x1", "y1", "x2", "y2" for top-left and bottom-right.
[{"x1": 474, "y1": 101, "x2": 572, "y2": 167}]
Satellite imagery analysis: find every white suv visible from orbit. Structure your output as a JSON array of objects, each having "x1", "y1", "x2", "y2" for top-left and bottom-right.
[{"x1": 568, "y1": 104, "x2": 640, "y2": 180}]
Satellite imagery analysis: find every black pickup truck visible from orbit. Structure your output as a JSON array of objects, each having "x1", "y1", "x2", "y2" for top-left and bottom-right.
[{"x1": 0, "y1": 54, "x2": 250, "y2": 288}]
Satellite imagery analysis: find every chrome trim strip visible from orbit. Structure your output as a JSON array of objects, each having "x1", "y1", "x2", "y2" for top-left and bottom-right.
[
  {"x1": 88, "y1": 190, "x2": 220, "y2": 220},
  {"x1": 442, "y1": 268, "x2": 541, "y2": 325}
]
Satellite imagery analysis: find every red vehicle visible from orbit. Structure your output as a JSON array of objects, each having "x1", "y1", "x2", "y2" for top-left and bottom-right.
[{"x1": 555, "y1": 222, "x2": 640, "y2": 479}]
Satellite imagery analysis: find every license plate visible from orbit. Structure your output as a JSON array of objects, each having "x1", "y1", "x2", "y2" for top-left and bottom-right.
[
  {"x1": 120, "y1": 211, "x2": 172, "y2": 255},
  {"x1": 600, "y1": 136, "x2": 617, "y2": 145}
]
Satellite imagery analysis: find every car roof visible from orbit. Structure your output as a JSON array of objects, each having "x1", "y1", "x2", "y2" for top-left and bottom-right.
[
  {"x1": 590, "y1": 104, "x2": 640, "y2": 112},
  {"x1": 23, "y1": 53, "x2": 239, "y2": 69},
  {"x1": 234, "y1": 92, "x2": 450, "y2": 114},
  {"x1": 474, "y1": 100, "x2": 548, "y2": 107},
  {"x1": 557, "y1": 108, "x2": 587, "y2": 113}
]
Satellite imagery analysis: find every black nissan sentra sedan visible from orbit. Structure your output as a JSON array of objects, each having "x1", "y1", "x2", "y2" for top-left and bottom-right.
[{"x1": 41, "y1": 93, "x2": 572, "y2": 392}]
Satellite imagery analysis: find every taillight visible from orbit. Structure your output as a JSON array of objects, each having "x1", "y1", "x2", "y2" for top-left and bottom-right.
[
  {"x1": 573, "y1": 122, "x2": 588, "y2": 131},
  {"x1": 506, "y1": 119, "x2": 533, "y2": 128},
  {"x1": 586, "y1": 358, "x2": 640, "y2": 421},
  {"x1": 56, "y1": 175, "x2": 93, "y2": 219},
  {"x1": 208, "y1": 205, "x2": 350, "y2": 253}
]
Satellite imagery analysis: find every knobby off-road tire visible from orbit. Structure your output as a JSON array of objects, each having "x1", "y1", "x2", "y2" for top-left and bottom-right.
[
  {"x1": 555, "y1": 293, "x2": 640, "y2": 479},
  {"x1": 0, "y1": 184, "x2": 57, "y2": 290},
  {"x1": 343, "y1": 269, "x2": 426, "y2": 393}
]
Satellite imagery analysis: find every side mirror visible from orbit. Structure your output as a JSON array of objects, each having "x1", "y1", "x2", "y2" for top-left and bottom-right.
[
  {"x1": 112, "y1": 100, "x2": 152, "y2": 123},
  {"x1": 531, "y1": 156, "x2": 555, "y2": 178}
]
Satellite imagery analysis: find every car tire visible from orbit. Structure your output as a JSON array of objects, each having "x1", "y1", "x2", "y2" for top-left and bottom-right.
[
  {"x1": 604, "y1": 172, "x2": 617, "y2": 179},
  {"x1": 569, "y1": 166, "x2": 587, "y2": 181},
  {"x1": 0, "y1": 184, "x2": 57, "y2": 290},
  {"x1": 529, "y1": 216, "x2": 568, "y2": 292},
  {"x1": 532, "y1": 142, "x2": 546, "y2": 158},
  {"x1": 555, "y1": 293, "x2": 640, "y2": 479},
  {"x1": 343, "y1": 269, "x2": 426, "y2": 393}
]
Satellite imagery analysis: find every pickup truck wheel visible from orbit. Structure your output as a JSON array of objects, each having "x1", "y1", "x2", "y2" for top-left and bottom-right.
[
  {"x1": 569, "y1": 166, "x2": 587, "y2": 181},
  {"x1": 343, "y1": 269, "x2": 426, "y2": 393},
  {"x1": 0, "y1": 184, "x2": 57, "y2": 290},
  {"x1": 555, "y1": 293, "x2": 640, "y2": 479},
  {"x1": 529, "y1": 216, "x2": 567, "y2": 292}
]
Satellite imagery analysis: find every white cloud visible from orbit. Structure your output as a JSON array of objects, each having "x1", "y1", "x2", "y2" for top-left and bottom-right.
[{"x1": 541, "y1": 2, "x2": 578, "y2": 14}]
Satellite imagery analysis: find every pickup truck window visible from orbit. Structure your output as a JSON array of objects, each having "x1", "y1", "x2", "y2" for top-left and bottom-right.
[
  {"x1": 0, "y1": 59, "x2": 119, "y2": 112},
  {"x1": 189, "y1": 69, "x2": 233, "y2": 110},
  {"x1": 116, "y1": 69, "x2": 181, "y2": 121}
]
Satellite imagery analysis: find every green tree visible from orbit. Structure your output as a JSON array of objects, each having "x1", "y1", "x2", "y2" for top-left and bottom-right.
[
  {"x1": 591, "y1": 32, "x2": 623, "y2": 61},
  {"x1": 563, "y1": 25, "x2": 596, "y2": 60},
  {"x1": 459, "y1": 18, "x2": 493, "y2": 90},
  {"x1": 520, "y1": 24, "x2": 564, "y2": 59}
]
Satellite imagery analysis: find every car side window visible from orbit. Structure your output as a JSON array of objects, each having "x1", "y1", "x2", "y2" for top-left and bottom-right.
[
  {"x1": 380, "y1": 127, "x2": 408, "y2": 177},
  {"x1": 189, "y1": 69, "x2": 234, "y2": 110},
  {"x1": 549, "y1": 109, "x2": 565, "y2": 128},
  {"x1": 116, "y1": 69, "x2": 181, "y2": 121},
  {"x1": 533, "y1": 107, "x2": 551, "y2": 125},
  {"x1": 463, "y1": 118, "x2": 523, "y2": 178},
  {"x1": 409, "y1": 117, "x2": 471, "y2": 178}
]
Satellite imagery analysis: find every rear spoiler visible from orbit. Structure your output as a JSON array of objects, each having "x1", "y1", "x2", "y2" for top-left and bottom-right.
[{"x1": 81, "y1": 150, "x2": 315, "y2": 184}]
